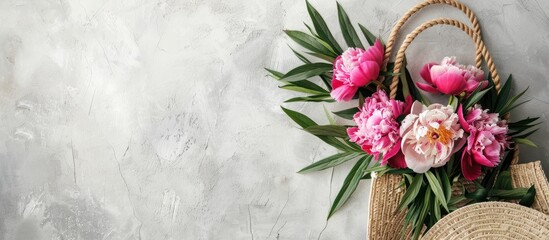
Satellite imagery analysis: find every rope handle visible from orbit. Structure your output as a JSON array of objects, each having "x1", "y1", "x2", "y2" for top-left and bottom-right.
[
  {"x1": 389, "y1": 18, "x2": 501, "y2": 99},
  {"x1": 383, "y1": 0, "x2": 483, "y2": 71}
]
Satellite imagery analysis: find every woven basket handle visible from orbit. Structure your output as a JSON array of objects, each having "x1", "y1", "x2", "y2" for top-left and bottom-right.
[
  {"x1": 388, "y1": 18, "x2": 501, "y2": 99},
  {"x1": 383, "y1": 0, "x2": 483, "y2": 71}
]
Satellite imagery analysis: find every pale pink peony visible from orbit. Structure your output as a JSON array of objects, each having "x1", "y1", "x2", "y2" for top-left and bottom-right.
[
  {"x1": 417, "y1": 56, "x2": 488, "y2": 96},
  {"x1": 458, "y1": 104, "x2": 509, "y2": 180},
  {"x1": 347, "y1": 89, "x2": 408, "y2": 168},
  {"x1": 400, "y1": 101, "x2": 465, "y2": 173},
  {"x1": 331, "y1": 40, "x2": 384, "y2": 102}
]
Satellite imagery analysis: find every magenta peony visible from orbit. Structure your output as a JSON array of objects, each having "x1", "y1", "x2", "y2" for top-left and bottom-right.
[
  {"x1": 347, "y1": 89, "x2": 408, "y2": 168},
  {"x1": 331, "y1": 40, "x2": 384, "y2": 102},
  {"x1": 417, "y1": 56, "x2": 488, "y2": 96},
  {"x1": 458, "y1": 104, "x2": 509, "y2": 180},
  {"x1": 400, "y1": 101, "x2": 465, "y2": 173}
]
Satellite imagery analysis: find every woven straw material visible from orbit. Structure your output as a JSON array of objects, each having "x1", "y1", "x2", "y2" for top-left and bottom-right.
[
  {"x1": 423, "y1": 202, "x2": 549, "y2": 239},
  {"x1": 510, "y1": 161, "x2": 549, "y2": 214}
]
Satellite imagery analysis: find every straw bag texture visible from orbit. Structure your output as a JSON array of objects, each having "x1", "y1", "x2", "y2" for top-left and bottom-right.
[{"x1": 367, "y1": 0, "x2": 549, "y2": 239}]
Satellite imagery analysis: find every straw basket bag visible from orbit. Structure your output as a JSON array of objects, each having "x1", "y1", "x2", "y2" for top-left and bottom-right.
[{"x1": 367, "y1": 0, "x2": 549, "y2": 239}]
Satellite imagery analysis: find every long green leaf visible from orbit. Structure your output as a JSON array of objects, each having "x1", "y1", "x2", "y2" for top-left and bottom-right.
[
  {"x1": 425, "y1": 171, "x2": 448, "y2": 211},
  {"x1": 306, "y1": 0, "x2": 343, "y2": 54},
  {"x1": 265, "y1": 68, "x2": 284, "y2": 80},
  {"x1": 305, "y1": 125, "x2": 349, "y2": 138},
  {"x1": 333, "y1": 107, "x2": 359, "y2": 120},
  {"x1": 464, "y1": 86, "x2": 492, "y2": 110},
  {"x1": 493, "y1": 171, "x2": 513, "y2": 190},
  {"x1": 280, "y1": 63, "x2": 333, "y2": 82},
  {"x1": 519, "y1": 185, "x2": 536, "y2": 207},
  {"x1": 490, "y1": 188, "x2": 529, "y2": 199},
  {"x1": 281, "y1": 107, "x2": 357, "y2": 151},
  {"x1": 328, "y1": 155, "x2": 371, "y2": 219},
  {"x1": 397, "y1": 174, "x2": 424, "y2": 211},
  {"x1": 499, "y1": 87, "x2": 529, "y2": 115},
  {"x1": 514, "y1": 137, "x2": 538, "y2": 147},
  {"x1": 336, "y1": 3, "x2": 363, "y2": 48},
  {"x1": 284, "y1": 30, "x2": 337, "y2": 59},
  {"x1": 284, "y1": 94, "x2": 335, "y2": 103},
  {"x1": 495, "y1": 74, "x2": 513, "y2": 112},
  {"x1": 281, "y1": 107, "x2": 316, "y2": 128},
  {"x1": 298, "y1": 152, "x2": 363, "y2": 173},
  {"x1": 289, "y1": 46, "x2": 311, "y2": 63},
  {"x1": 358, "y1": 24, "x2": 377, "y2": 46}
]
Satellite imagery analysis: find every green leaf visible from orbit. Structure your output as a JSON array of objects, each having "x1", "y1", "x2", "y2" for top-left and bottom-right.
[
  {"x1": 281, "y1": 107, "x2": 317, "y2": 128},
  {"x1": 323, "y1": 105, "x2": 335, "y2": 125},
  {"x1": 425, "y1": 171, "x2": 448, "y2": 211},
  {"x1": 265, "y1": 68, "x2": 285, "y2": 80},
  {"x1": 280, "y1": 81, "x2": 328, "y2": 95},
  {"x1": 358, "y1": 23, "x2": 377, "y2": 46},
  {"x1": 465, "y1": 188, "x2": 489, "y2": 201},
  {"x1": 511, "y1": 128, "x2": 539, "y2": 139},
  {"x1": 519, "y1": 185, "x2": 536, "y2": 207},
  {"x1": 298, "y1": 152, "x2": 364, "y2": 173},
  {"x1": 495, "y1": 74, "x2": 513, "y2": 112},
  {"x1": 284, "y1": 94, "x2": 335, "y2": 103},
  {"x1": 397, "y1": 174, "x2": 424, "y2": 211},
  {"x1": 328, "y1": 155, "x2": 371, "y2": 218},
  {"x1": 336, "y1": 2, "x2": 363, "y2": 48},
  {"x1": 448, "y1": 95, "x2": 459, "y2": 110},
  {"x1": 289, "y1": 46, "x2": 311, "y2": 63},
  {"x1": 305, "y1": 125, "x2": 349, "y2": 138},
  {"x1": 448, "y1": 195, "x2": 467, "y2": 206},
  {"x1": 439, "y1": 169, "x2": 452, "y2": 202},
  {"x1": 499, "y1": 86, "x2": 528, "y2": 115},
  {"x1": 514, "y1": 138, "x2": 538, "y2": 147},
  {"x1": 493, "y1": 171, "x2": 513, "y2": 190},
  {"x1": 306, "y1": 0, "x2": 343, "y2": 54},
  {"x1": 280, "y1": 63, "x2": 333, "y2": 82},
  {"x1": 490, "y1": 188, "x2": 529, "y2": 199},
  {"x1": 287, "y1": 80, "x2": 328, "y2": 93},
  {"x1": 305, "y1": 52, "x2": 337, "y2": 63},
  {"x1": 464, "y1": 86, "x2": 492, "y2": 110},
  {"x1": 284, "y1": 30, "x2": 337, "y2": 58},
  {"x1": 333, "y1": 107, "x2": 359, "y2": 120},
  {"x1": 281, "y1": 107, "x2": 358, "y2": 152}
]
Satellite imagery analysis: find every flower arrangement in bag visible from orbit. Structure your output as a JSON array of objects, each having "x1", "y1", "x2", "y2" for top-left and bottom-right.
[{"x1": 267, "y1": 1, "x2": 541, "y2": 239}]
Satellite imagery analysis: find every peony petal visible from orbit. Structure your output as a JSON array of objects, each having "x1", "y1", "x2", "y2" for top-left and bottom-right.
[
  {"x1": 416, "y1": 82, "x2": 440, "y2": 93},
  {"x1": 402, "y1": 137, "x2": 433, "y2": 173},
  {"x1": 458, "y1": 104, "x2": 471, "y2": 133},
  {"x1": 387, "y1": 150, "x2": 407, "y2": 169},
  {"x1": 420, "y1": 63, "x2": 437, "y2": 84},
  {"x1": 382, "y1": 139, "x2": 401, "y2": 164},
  {"x1": 350, "y1": 61, "x2": 380, "y2": 86},
  {"x1": 472, "y1": 150, "x2": 496, "y2": 167},
  {"x1": 347, "y1": 127, "x2": 359, "y2": 142},
  {"x1": 429, "y1": 65, "x2": 447, "y2": 81},
  {"x1": 330, "y1": 85, "x2": 357, "y2": 102},
  {"x1": 461, "y1": 150, "x2": 482, "y2": 180},
  {"x1": 361, "y1": 44, "x2": 383, "y2": 66},
  {"x1": 434, "y1": 70, "x2": 467, "y2": 95}
]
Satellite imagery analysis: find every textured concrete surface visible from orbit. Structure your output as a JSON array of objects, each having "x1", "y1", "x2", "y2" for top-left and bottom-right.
[{"x1": 0, "y1": 0, "x2": 548, "y2": 239}]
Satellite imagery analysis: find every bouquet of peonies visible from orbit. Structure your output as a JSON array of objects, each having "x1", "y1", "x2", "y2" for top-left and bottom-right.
[{"x1": 268, "y1": 1, "x2": 542, "y2": 239}]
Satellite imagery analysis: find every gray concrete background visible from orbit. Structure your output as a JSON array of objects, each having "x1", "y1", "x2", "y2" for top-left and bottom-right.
[{"x1": 0, "y1": 0, "x2": 548, "y2": 239}]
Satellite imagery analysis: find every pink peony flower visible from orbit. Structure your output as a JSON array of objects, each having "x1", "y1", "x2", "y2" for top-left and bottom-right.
[
  {"x1": 417, "y1": 57, "x2": 488, "y2": 96},
  {"x1": 347, "y1": 89, "x2": 408, "y2": 168},
  {"x1": 331, "y1": 40, "x2": 384, "y2": 102},
  {"x1": 458, "y1": 104, "x2": 509, "y2": 180},
  {"x1": 400, "y1": 101, "x2": 465, "y2": 173}
]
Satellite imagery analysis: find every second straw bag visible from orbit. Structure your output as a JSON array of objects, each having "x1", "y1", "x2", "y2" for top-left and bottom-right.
[{"x1": 367, "y1": 1, "x2": 549, "y2": 239}]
